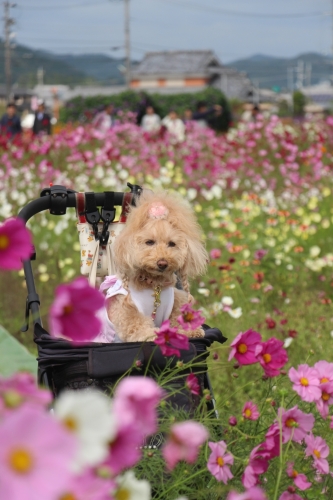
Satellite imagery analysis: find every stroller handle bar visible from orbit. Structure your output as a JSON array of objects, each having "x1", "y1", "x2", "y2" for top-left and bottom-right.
[
  {"x1": 17, "y1": 183, "x2": 142, "y2": 331},
  {"x1": 17, "y1": 183, "x2": 142, "y2": 224}
]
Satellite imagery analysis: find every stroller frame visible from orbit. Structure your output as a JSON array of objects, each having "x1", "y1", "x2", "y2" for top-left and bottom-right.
[{"x1": 18, "y1": 183, "x2": 225, "y2": 417}]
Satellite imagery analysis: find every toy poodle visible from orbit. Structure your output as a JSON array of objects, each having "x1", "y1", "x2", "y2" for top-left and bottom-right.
[{"x1": 100, "y1": 190, "x2": 208, "y2": 343}]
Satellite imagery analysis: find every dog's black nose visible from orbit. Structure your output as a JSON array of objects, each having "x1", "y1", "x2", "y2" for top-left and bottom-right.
[{"x1": 157, "y1": 259, "x2": 168, "y2": 270}]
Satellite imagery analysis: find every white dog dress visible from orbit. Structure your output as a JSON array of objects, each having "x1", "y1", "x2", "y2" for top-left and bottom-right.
[{"x1": 94, "y1": 275, "x2": 175, "y2": 343}]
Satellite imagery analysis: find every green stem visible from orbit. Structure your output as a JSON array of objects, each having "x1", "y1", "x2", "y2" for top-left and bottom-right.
[
  {"x1": 155, "y1": 468, "x2": 206, "y2": 500},
  {"x1": 272, "y1": 396, "x2": 284, "y2": 500}
]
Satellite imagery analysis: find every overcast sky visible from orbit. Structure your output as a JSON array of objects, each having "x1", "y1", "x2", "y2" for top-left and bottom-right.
[{"x1": 12, "y1": 0, "x2": 332, "y2": 63}]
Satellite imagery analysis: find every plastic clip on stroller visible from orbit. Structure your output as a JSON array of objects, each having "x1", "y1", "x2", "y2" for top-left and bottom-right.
[{"x1": 40, "y1": 184, "x2": 76, "y2": 216}]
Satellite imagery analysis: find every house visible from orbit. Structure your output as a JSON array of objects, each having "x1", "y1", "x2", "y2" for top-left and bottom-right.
[{"x1": 130, "y1": 50, "x2": 253, "y2": 99}]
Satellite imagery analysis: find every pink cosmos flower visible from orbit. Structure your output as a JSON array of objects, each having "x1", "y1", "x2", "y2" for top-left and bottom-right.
[
  {"x1": 279, "y1": 406, "x2": 314, "y2": 443},
  {"x1": 163, "y1": 421, "x2": 208, "y2": 470},
  {"x1": 255, "y1": 338, "x2": 288, "y2": 377},
  {"x1": 286, "y1": 462, "x2": 311, "y2": 490},
  {"x1": 242, "y1": 401, "x2": 260, "y2": 421},
  {"x1": 305, "y1": 434, "x2": 330, "y2": 474},
  {"x1": 207, "y1": 441, "x2": 234, "y2": 484},
  {"x1": 229, "y1": 416, "x2": 237, "y2": 426},
  {"x1": 177, "y1": 303, "x2": 205, "y2": 331},
  {"x1": 148, "y1": 202, "x2": 169, "y2": 219},
  {"x1": 254, "y1": 249, "x2": 268, "y2": 260},
  {"x1": 288, "y1": 365, "x2": 321, "y2": 402},
  {"x1": 279, "y1": 492, "x2": 304, "y2": 500},
  {"x1": 228, "y1": 329, "x2": 262, "y2": 365},
  {"x1": 0, "y1": 404, "x2": 77, "y2": 499},
  {"x1": 59, "y1": 468, "x2": 115, "y2": 500},
  {"x1": 186, "y1": 373, "x2": 200, "y2": 395},
  {"x1": 113, "y1": 376, "x2": 163, "y2": 436},
  {"x1": 227, "y1": 487, "x2": 267, "y2": 500},
  {"x1": 154, "y1": 320, "x2": 189, "y2": 357},
  {"x1": 49, "y1": 276, "x2": 104, "y2": 342},
  {"x1": 0, "y1": 217, "x2": 33, "y2": 270},
  {"x1": 103, "y1": 420, "x2": 142, "y2": 475},
  {"x1": 0, "y1": 372, "x2": 52, "y2": 416},
  {"x1": 314, "y1": 360, "x2": 333, "y2": 384},
  {"x1": 315, "y1": 382, "x2": 333, "y2": 419},
  {"x1": 210, "y1": 248, "x2": 221, "y2": 259}
]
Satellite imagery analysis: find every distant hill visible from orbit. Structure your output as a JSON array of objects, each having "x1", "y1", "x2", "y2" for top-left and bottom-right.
[
  {"x1": 0, "y1": 40, "x2": 127, "y2": 87},
  {"x1": 227, "y1": 52, "x2": 333, "y2": 91}
]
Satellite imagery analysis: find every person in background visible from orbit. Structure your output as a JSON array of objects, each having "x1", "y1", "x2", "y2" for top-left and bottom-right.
[
  {"x1": 192, "y1": 101, "x2": 222, "y2": 128},
  {"x1": 141, "y1": 106, "x2": 161, "y2": 133},
  {"x1": 136, "y1": 92, "x2": 154, "y2": 126},
  {"x1": 161, "y1": 110, "x2": 185, "y2": 142},
  {"x1": 92, "y1": 103, "x2": 115, "y2": 132},
  {"x1": 0, "y1": 102, "x2": 22, "y2": 139},
  {"x1": 183, "y1": 108, "x2": 193, "y2": 123},
  {"x1": 32, "y1": 99, "x2": 51, "y2": 135}
]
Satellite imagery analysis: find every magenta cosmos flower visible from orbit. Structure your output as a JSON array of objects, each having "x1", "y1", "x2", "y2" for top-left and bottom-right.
[
  {"x1": 255, "y1": 338, "x2": 288, "y2": 377},
  {"x1": 278, "y1": 406, "x2": 314, "y2": 443},
  {"x1": 207, "y1": 441, "x2": 234, "y2": 484},
  {"x1": 288, "y1": 364, "x2": 321, "y2": 402},
  {"x1": 186, "y1": 373, "x2": 200, "y2": 395},
  {"x1": 279, "y1": 492, "x2": 304, "y2": 500},
  {"x1": 227, "y1": 487, "x2": 267, "y2": 500},
  {"x1": 305, "y1": 434, "x2": 330, "y2": 474},
  {"x1": 177, "y1": 303, "x2": 205, "y2": 331},
  {"x1": 242, "y1": 401, "x2": 260, "y2": 421},
  {"x1": 49, "y1": 276, "x2": 104, "y2": 342},
  {"x1": 286, "y1": 462, "x2": 311, "y2": 491},
  {"x1": 0, "y1": 217, "x2": 33, "y2": 270},
  {"x1": 210, "y1": 248, "x2": 221, "y2": 259},
  {"x1": 154, "y1": 320, "x2": 189, "y2": 357},
  {"x1": 0, "y1": 372, "x2": 51, "y2": 416},
  {"x1": 228, "y1": 329, "x2": 262, "y2": 365},
  {"x1": 113, "y1": 376, "x2": 163, "y2": 436},
  {"x1": 0, "y1": 404, "x2": 77, "y2": 499},
  {"x1": 163, "y1": 421, "x2": 208, "y2": 470},
  {"x1": 315, "y1": 381, "x2": 333, "y2": 419},
  {"x1": 314, "y1": 360, "x2": 333, "y2": 384},
  {"x1": 103, "y1": 419, "x2": 142, "y2": 475}
]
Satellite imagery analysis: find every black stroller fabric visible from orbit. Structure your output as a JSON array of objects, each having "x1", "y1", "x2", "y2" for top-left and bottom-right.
[{"x1": 35, "y1": 323, "x2": 226, "y2": 415}]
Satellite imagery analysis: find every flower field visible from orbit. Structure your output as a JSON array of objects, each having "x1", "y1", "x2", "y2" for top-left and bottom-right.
[{"x1": 1, "y1": 115, "x2": 333, "y2": 498}]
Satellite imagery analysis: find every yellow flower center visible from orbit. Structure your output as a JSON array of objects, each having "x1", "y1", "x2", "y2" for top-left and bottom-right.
[
  {"x1": 217, "y1": 456, "x2": 224, "y2": 467},
  {"x1": 263, "y1": 353, "x2": 271, "y2": 363},
  {"x1": 115, "y1": 488, "x2": 130, "y2": 500},
  {"x1": 60, "y1": 494, "x2": 77, "y2": 500},
  {"x1": 244, "y1": 408, "x2": 252, "y2": 418},
  {"x1": 63, "y1": 416, "x2": 78, "y2": 432},
  {"x1": 8, "y1": 448, "x2": 34, "y2": 474},
  {"x1": 322, "y1": 392, "x2": 330, "y2": 401},
  {"x1": 183, "y1": 312, "x2": 194, "y2": 322},
  {"x1": 0, "y1": 234, "x2": 10, "y2": 250},
  {"x1": 300, "y1": 377, "x2": 309, "y2": 386},
  {"x1": 3, "y1": 390, "x2": 23, "y2": 408},
  {"x1": 313, "y1": 449, "x2": 321, "y2": 459},
  {"x1": 292, "y1": 469, "x2": 298, "y2": 478},
  {"x1": 237, "y1": 343, "x2": 247, "y2": 354},
  {"x1": 63, "y1": 304, "x2": 74, "y2": 315},
  {"x1": 285, "y1": 418, "x2": 296, "y2": 428},
  {"x1": 321, "y1": 377, "x2": 329, "y2": 383}
]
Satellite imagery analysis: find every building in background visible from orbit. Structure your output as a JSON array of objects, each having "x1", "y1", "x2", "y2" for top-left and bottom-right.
[{"x1": 130, "y1": 50, "x2": 253, "y2": 99}]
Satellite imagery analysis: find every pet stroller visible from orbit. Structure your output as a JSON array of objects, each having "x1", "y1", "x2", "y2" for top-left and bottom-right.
[{"x1": 18, "y1": 183, "x2": 226, "y2": 419}]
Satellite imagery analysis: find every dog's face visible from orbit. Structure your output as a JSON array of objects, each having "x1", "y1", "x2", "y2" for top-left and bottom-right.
[{"x1": 133, "y1": 219, "x2": 187, "y2": 276}]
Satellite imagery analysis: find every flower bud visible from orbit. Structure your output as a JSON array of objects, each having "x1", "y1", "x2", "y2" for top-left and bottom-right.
[
  {"x1": 176, "y1": 361, "x2": 184, "y2": 368},
  {"x1": 232, "y1": 373, "x2": 239, "y2": 378},
  {"x1": 229, "y1": 416, "x2": 237, "y2": 426},
  {"x1": 135, "y1": 360, "x2": 142, "y2": 368}
]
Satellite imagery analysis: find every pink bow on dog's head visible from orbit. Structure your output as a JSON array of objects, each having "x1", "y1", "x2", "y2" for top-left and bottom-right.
[{"x1": 148, "y1": 202, "x2": 169, "y2": 220}]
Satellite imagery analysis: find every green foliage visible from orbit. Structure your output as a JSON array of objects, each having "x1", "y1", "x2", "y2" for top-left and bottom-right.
[
  {"x1": 60, "y1": 88, "x2": 232, "y2": 131},
  {"x1": 278, "y1": 99, "x2": 292, "y2": 117},
  {"x1": 0, "y1": 324, "x2": 37, "y2": 376},
  {"x1": 293, "y1": 90, "x2": 307, "y2": 117}
]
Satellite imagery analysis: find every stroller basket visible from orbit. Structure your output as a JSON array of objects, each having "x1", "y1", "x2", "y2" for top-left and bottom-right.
[{"x1": 18, "y1": 184, "x2": 226, "y2": 417}]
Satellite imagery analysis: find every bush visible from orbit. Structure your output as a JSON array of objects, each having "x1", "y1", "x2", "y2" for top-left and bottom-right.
[{"x1": 60, "y1": 88, "x2": 232, "y2": 132}]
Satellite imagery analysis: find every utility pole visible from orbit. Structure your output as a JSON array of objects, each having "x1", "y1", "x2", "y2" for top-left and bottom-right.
[
  {"x1": 124, "y1": 0, "x2": 131, "y2": 87},
  {"x1": 3, "y1": 2, "x2": 15, "y2": 102}
]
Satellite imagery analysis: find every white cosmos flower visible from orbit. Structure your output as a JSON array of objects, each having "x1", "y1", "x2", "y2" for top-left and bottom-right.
[
  {"x1": 54, "y1": 389, "x2": 116, "y2": 472},
  {"x1": 283, "y1": 338, "x2": 293, "y2": 349},
  {"x1": 228, "y1": 307, "x2": 242, "y2": 319},
  {"x1": 198, "y1": 288, "x2": 210, "y2": 297},
  {"x1": 221, "y1": 296, "x2": 233, "y2": 306},
  {"x1": 115, "y1": 471, "x2": 151, "y2": 500},
  {"x1": 309, "y1": 245, "x2": 321, "y2": 258},
  {"x1": 187, "y1": 188, "x2": 197, "y2": 201}
]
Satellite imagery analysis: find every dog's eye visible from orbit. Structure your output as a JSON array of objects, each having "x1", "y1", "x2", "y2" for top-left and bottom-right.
[
  {"x1": 145, "y1": 240, "x2": 155, "y2": 246},
  {"x1": 168, "y1": 241, "x2": 176, "y2": 247}
]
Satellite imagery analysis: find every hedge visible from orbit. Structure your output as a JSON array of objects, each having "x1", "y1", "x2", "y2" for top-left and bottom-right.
[{"x1": 60, "y1": 88, "x2": 232, "y2": 132}]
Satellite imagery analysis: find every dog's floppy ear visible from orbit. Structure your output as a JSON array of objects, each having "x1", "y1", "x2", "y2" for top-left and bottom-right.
[
  {"x1": 113, "y1": 225, "x2": 135, "y2": 276},
  {"x1": 181, "y1": 236, "x2": 208, "y2": 279}
]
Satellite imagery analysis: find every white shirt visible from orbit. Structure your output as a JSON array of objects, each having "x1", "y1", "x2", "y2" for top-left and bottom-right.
[
  {"x1": 141, "y1": 114, "x2": 161, "y2": 132},
  {"x1": 162, "y1": 116, "x2": 185, "y2": 142},
  {"x1": 94, "y1": 276, "x2": 174, "y2": 343}
]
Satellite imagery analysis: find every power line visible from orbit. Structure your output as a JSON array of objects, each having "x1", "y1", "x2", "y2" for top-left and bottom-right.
[
  {"x1": 17, "y1": 1, "x2": 116, "y2": 11},
  {"x1": 157, "y1": 0, "x2": 325, "y2": 19}
]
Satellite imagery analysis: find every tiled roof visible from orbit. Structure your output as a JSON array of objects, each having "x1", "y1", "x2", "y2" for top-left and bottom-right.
[{"x1": 132, "y1": 50, "x2": 221, "y2": 76}]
